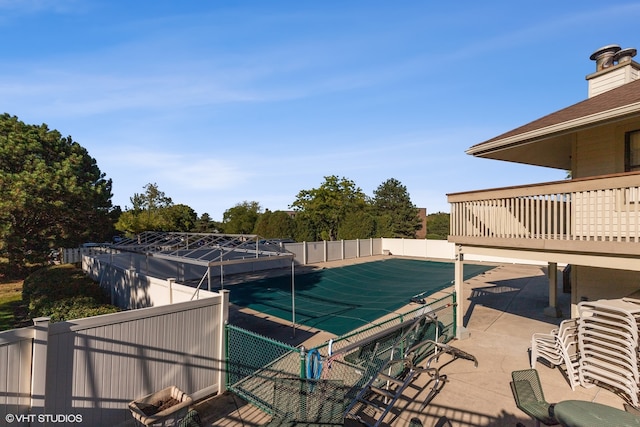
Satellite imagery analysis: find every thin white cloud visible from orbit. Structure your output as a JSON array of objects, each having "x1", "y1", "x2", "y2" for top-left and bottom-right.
[
  {"x1": 440, "y1": 3, "x2": 640, "y2": 63},
  {"x1": 0, "y1": 0, "x2": 87, "y2": 18},
  {"x1": 103, "y1": 149, "x2": 253, "y2": 192},
  {"x1": 0, "y1": 67, "x2": 263, "y2": 118},
  {"x1": 0, "y1": 8, "x2": 428, "y2": 118}
]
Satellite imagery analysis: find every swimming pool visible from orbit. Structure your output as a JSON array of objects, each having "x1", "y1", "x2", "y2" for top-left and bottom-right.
[{"x1": 227, "y1": 258, "x2": 492, "y2": 336}]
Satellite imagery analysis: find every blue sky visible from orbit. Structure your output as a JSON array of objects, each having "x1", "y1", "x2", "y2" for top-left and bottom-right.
[{"x1": 2, "y1": 1, "x2": 639, "y2": 221}]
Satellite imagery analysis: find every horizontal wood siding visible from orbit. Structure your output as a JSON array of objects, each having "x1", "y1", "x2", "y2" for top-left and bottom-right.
[
  {"x1": 589, "y1": 65, "x2": 640, "y2": 97},
  {"x1": 590, "y1": 67, "x2": 629, "y2": 97}
]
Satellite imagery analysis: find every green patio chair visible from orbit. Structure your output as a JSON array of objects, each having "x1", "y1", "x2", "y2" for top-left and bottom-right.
[{"x1": 510, "y1": 369, "x2": 559, "y2": 426}]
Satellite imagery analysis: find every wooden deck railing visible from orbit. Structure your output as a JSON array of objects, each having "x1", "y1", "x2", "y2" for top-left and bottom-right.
[{"x1": 448, "y1": 172, "x2": 640, "y2": 245}]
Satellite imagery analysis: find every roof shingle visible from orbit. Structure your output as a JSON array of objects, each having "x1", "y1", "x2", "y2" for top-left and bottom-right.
[{"x1": 470, "y1": 78, "x2": 640, "y2": 149}]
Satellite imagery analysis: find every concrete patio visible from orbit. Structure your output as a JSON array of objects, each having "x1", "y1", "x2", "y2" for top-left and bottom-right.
[{"x1": 193, "y1": 260, "x2": 626, "y2": 427}]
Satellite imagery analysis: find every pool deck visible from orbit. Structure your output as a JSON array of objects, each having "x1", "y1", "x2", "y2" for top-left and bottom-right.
[{"x1": 193, "y1": 257, "x2": 626, "y2": 427}]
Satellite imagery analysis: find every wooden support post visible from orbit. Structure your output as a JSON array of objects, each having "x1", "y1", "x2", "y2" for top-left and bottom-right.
[{"x1": 544, "y1": 262, "x2": 562, "y2": 318}]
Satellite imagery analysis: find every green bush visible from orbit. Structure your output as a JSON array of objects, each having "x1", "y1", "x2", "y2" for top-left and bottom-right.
[{"x1": 23, "y1": 264, "x2": 119, "y2": 322}]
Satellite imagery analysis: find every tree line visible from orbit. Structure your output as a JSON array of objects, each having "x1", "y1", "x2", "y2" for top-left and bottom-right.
[
  {"x1": 0, "y1": 114, "x2": 449, "y2": 271},
  {"x1": 115, "y1": 176, "x2": 427, "y2": 242}
]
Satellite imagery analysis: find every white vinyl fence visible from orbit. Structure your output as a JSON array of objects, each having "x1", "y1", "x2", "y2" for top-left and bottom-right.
[
  {"x1": 83, "y1": 254, "x2": 219, "y2": 309},
  {"x1": 0, "y1": 293, "x2": 228, "y2": 427},
  {"x1": 0, "y1": 328, "x2": 33, "y2": 427},
  {"x1": 284, "y1": 238, "x2": 547, "y2": 266},
  {"x1": 284, "y1": 238, "x2": 383, "y2": 264}
]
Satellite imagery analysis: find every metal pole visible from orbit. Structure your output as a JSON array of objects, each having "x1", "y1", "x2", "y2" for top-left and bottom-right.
[
  {"x1": 291, "y1": 259, "x2": 296, "y2": 337},
  {"x1": 455, "y1": 247, "x2": 468, "y2": 339},
  {"x1": 220, "y1": 251, "x2": 224, "y2": 290}
]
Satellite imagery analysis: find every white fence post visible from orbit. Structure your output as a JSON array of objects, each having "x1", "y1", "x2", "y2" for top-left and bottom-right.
[
  {"x1": 31, "y1": 317, "x2": 50, "y2": 425},
  {"x1": 323, "y1": 240, "x2": 327, "y2": 262},
  {"x1": 218, "y1": 290, "x2": 230, "y2": 395},
  {"x1": 168, "y1": 278, "x2": 175, "y2": 304},
  {"x1": 303, "y1": 242, "x2": 307, "y2": 265},
  {"x1": 127, "y1": 268, "x2": 136, "y2": 308}
]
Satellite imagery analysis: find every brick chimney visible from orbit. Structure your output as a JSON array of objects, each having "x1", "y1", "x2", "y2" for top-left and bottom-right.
[{"x1": 587, "y1": 44, "x2": 640, "y2": 98}]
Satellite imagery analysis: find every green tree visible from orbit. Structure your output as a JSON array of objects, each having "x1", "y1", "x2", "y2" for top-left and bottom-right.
[
  {"x1": 115, "y1": 183, "x2": 175, "y2": 235},
  {"x1": 164, "y1": 204, "x2": 198, "y2": 232},
  {"x1": 426, "y1": 212, "x2": 450, "y2": 240},
  {"x1": 291, "y1": 175, "x2": 368, "y2": 241},
  {"x1": 337, "y1": 209, "x2": 376, "y2": 240},
  {"x1": 222, "y1": 201, "x2": 261, "y2": 234},
  {"x1": 0, "y1": 114, "x2": 115, "y2": 270},
  {"x1": 254, "y1": 210, "x2": 295, "y2": 238},
  {"x1": 193, "y1": 213, "x2": 220, "y2": 233},
  {"x1": 372, "y1": 178, "x2": 421, "y2": 238},
  {"x1": 292, "y1": 214, "x2": 317, "y2": 242}
]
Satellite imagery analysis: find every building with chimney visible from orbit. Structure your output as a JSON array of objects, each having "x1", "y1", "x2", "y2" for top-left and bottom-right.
[{"x1": 447, "y1": 44, "x2": 640, "y2": 336}]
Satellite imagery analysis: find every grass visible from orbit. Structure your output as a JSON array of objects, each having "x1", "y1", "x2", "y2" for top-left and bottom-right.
[
  {"x1": 0, "y1": 280, "x2": 27, "y2": 330},
  {"x1": 0, "y1": 258, "x2": 41, "y2": 331}
]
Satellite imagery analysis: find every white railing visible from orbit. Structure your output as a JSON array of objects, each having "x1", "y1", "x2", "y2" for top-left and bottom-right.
[{"x1": 448, "y1": 172, "x2": 640, "y2": 246}]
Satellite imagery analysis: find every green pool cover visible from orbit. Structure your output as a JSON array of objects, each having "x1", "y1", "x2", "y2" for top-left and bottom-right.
[{"x1": 227, "y1": 258, "x2": 492, "y2": 336}]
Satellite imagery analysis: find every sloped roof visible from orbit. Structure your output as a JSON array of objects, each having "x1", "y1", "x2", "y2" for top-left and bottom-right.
[{"x1": 468, "y1": 78, "x2": 640, "y2": 157}]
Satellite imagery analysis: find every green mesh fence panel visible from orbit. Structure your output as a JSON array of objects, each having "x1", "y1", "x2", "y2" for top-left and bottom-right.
[
  {"x1": 225, "y1": 294, "x2": 456, "y2": 411},
  {"x1": 226, "y1": 324, "x2": 303, "y2": 411},
  {"x1": 313, "y1": 294, "x2": 455, "y2": 400},
  {"x1": 264, "y1": 378, "x2": 346, "y2": 425}
]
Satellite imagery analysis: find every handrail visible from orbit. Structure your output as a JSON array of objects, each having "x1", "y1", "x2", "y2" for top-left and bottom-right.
[
  {"x1": 448, "y1": 171, "x2": 640, "y2": 202},
  {"x1": 326, "y1": 309, "x2": 443, "y2": 358},
  {"x1": 449, "y1": 172, "x2": 640, "y2": 244}
]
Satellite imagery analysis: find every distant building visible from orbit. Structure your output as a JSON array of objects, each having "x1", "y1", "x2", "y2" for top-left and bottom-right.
[{"x1": 415, "y1": 207, "x2": 427, "y2": 239}]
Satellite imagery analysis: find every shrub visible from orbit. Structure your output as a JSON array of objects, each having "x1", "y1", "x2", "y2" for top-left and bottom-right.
[{"x1": 23, "y1": 264, "x2": 119, "y2": 322}]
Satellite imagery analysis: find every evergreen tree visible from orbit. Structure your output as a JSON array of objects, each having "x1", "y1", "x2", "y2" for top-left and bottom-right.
[
  {"x1": 115, "y1": 183, "x2": 175, "y2": 235},
  {"x1": 372, "y1": 178, "x2": 421, "y2": 238},
  {"x1": 0, "y1": 114, "x2": 115, "y2": 270},
  {"x1": 193, "y1": 213, "x2": 220, "y2": 233},
  {"x1": 426, "y1": 212, "x2": 450, "y2": 240}
]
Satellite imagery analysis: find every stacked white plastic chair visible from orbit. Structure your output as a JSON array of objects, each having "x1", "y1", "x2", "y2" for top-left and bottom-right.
[
  {"x1": 530, "y1": 318, "x2": 580, "y2": 390},
  {"x1": 577, "y1": 299, "x2": 640, "y2": 407}
]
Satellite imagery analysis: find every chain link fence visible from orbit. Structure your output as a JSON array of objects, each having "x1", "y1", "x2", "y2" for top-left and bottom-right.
[
  {"x1": 226, "y1": 325, "x2": 303, "y2": 412},
  {"x1": 225, "y1": 293, "x2": 455, "y2": 413}
]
